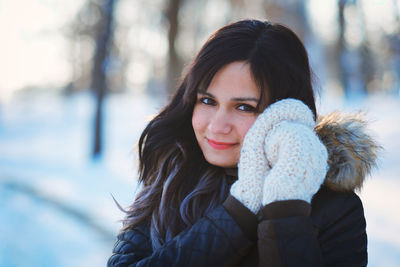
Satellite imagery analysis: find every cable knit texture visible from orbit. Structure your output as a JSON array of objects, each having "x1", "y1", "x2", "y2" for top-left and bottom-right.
[
  {"x1": 230, "y1": 99, "x2": 328, "y2": 213},
  {"x1": 262, "y1": 121, "x2": 328, "y2": 205}
]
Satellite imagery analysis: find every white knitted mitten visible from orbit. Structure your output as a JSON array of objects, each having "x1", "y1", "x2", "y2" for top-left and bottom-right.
[
  {"x1": 230, "y1": 99, "x2": 321, "y2": 214},
  {"x1": 262, "y1": 114, "x2": 328, "y2": 205}
]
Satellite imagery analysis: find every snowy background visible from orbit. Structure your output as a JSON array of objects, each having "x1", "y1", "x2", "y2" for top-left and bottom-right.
[
  {"x1": 1, "y1": 91, "x2": 399, "y2": 266},
  {"x1": 1, "y1": 0, "x2": 400, "y2": 266},
  {"x1": 0, "y1": 92, "x2": 158, "y2": 266}
]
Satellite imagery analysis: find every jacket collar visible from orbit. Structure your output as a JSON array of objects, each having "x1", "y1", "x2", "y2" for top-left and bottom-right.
[{"x1": 315, "y1": 112, "x2": 381, "y2": 191}]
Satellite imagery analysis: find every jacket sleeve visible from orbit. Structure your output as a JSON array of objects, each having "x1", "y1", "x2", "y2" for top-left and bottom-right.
[
  {"x1": 107, "y1": 223, "x2": 153, "y2": 267},
  {"x1": 312, "y1": 188, "x2": 368, "y2": 266},
  {"x1": 107, "y1": 205, "x2": 254, "y2": 267},
  {"x1": 256, "y1": 187, "x2": 367, "y2": 267}
]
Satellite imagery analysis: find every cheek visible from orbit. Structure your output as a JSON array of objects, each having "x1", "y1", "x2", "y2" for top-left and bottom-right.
[
  {"x1": 192, "y1": 107, "x2": 206, "y2": 134},
  {"x1": 238, "y1": 117, "x2": 258, "y2": 142}
]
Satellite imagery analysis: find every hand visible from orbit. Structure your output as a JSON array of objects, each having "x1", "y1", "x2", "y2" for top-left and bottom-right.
[
  {"x1": 262, "y1": 120, "x2": 328, "y2": 205},
  {"x1": 230, "y1": 99, "x2": 318, "y2": 214}
]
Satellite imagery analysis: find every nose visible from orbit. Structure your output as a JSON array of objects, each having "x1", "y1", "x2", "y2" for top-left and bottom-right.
[{"x1": 208, "y1": 110, "x2": 232, "y2": 134}]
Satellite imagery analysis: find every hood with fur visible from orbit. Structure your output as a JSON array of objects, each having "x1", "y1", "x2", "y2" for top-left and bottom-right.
[{"x1": 315, "y1": 112, "x2": 381, "y2": 192}]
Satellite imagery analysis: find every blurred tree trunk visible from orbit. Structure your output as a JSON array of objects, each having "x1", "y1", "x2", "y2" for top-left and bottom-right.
[
  {"x1": 394, "y1": 0, "x2": 400, "y2": 23},
  {"x1": 263, "y1": 0, "x2": 310, "y2": 41},
  {"x1": 390, "y1": 0, "x2": 400, "y2": 95},
  {"x1": 336, "y1": 0, "x2": 350, "y2": 97},
  {"x1": 166, "y1": 0, "x2": 184, "y2": 94},
  {"x1": 357, "y1": 0, "x2": 374, "y2": 94},
  {"x1": 91, "y1": 0, "x2": 117, "y2": 158}
]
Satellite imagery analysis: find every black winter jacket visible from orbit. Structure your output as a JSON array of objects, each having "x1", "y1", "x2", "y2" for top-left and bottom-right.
[
  {"x1": 108, "y1": 113, "x2": 379, "y2": 266},
  {"x1": 108, "y1": 186, "x2": 366, "y2": 266}
]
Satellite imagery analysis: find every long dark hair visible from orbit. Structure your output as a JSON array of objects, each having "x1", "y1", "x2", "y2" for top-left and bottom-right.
[{"x1": 123, "y1": 19, "x2": 317, "y2": 248}]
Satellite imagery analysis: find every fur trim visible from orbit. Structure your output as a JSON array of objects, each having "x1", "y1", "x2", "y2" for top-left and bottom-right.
[{"x1": 315, "y1": 112, "x2": 381, "y2": 192}]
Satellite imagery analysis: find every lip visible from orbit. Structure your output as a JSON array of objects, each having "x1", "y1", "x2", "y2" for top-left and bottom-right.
[{"x1": 207, "y1": 138, "x2": 237, "y2": 150}]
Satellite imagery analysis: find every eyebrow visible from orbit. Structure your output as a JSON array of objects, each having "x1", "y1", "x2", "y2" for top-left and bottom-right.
[{"x1": 197, "y1": 90, "x2": 259, "y2": 103}]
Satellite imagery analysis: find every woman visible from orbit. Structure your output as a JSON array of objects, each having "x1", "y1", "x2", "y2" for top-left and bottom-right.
[{"x1": 108, "y1": 20, "x2": 379, "y2": 266}]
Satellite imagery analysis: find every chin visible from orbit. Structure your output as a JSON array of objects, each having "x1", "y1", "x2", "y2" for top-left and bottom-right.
[{"x1": 205, "y1": 156, "x2": 238, "y2": 168}]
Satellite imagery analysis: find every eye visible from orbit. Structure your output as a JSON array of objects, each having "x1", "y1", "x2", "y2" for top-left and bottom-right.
[
  {"x1": 237, "y1": 104, "x2": 258, "y2": 113},
  {"x1": 199, "y1": 97, "x2": 216, "y2": 106}
]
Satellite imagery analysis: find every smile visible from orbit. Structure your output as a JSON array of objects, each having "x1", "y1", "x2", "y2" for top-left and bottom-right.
[{"x1": 207, "y1": 139, "x2": 237, "y2": 150}]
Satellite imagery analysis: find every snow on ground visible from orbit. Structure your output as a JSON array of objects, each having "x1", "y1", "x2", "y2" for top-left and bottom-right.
[
  {"x1": 0, "y1": 91, "x2": 159, "y2": 266},
  {"x1": 0, "y1": 91, "x2": 399, "y2": 266}
]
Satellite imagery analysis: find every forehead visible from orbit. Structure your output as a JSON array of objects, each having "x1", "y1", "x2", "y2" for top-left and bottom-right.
[{"x1": 204, "y1": 61, "x2": 260, "y2": 98}]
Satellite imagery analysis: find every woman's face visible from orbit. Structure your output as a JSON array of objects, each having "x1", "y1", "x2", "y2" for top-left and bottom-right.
[{"x1": 192, "y1": 61, "x2": 262, "y2": 168}]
